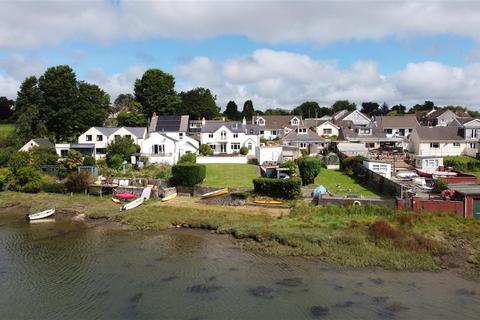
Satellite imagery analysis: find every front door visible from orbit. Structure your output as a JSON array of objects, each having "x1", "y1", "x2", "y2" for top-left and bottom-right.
[
  {"x1": 220, "y1": 144, "x2": 227, "y2": 153},
  {"x1": 473, "y1": 198, "x2": 480, "y2": 219}
]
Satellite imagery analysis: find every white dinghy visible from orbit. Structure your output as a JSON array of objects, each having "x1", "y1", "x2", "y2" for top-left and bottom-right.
[
  {"x1": 121, "y1": 197, "x2": 144, "y2": 211},
  {"x1": 26, "y1": 209, "x2": 55, "y2": 221}
]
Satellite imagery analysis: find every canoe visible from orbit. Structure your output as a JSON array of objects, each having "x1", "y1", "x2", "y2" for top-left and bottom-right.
[
  {"x1": 253, "y1": 200, "x2": 284, "y2": 205},
  {"x1": 26, "y1": 209, "x2": 55, "y2": 221},
  {"x1": 141, "y1": 187, "x2": 152, "y2": 200},
  {"x1": 161, "y1": 193, "x2": 177, "y2": 202},
  {"x1": 201, "y1": 188, "x2": 229, "y2": 199},
  {"x1": 116, "y1": 193, "x2": 137, "y2": 200},
  {"x1": 112, "y1": 198, "x2": 122, "y2": 204},
  {"x1": 121, "y1": 197, "x2": 144, "y2": 211}
]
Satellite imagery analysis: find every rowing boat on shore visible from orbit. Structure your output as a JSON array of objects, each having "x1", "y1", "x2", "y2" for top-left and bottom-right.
[
  {"x1": 25, "y1": 209, "x2": 55, "y2": 221},
  {"x1": 253, "y1": 200, "x2": 285, "y2": 206},
  {"x1": 121, "y1": 197, "x2": 144, "y2": 211},
  {"x1": 161, "y1": 193, "x2": 177, "y2": 202},
  {"x1": 201, "y1": 188, "x2": 229, "y2": 199}
]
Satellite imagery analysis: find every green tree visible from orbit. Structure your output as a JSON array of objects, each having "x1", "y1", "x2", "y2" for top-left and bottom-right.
[
  {"x1": 16, "y1": 105, "x2": 48, "y2": 142},
  {"x1": 0, "y1": 96, "x2": 14, "y2": 120},
  {"x1": 112, "y1": 93, "x2": 135, "y2": 114},
  {"x1": 297, "y1": 156, "x2": 321, "y2": 186},
  {"x1": 65, "y1": 149, "x2": 83, "y2": 171},
  {"x1": 30, "y1": 145, "x2": 58, "y2": 166},
  {"x1": 242, "y1": 100, "x2": 255, "y2": 121},
  {"x1": 409, "y1": 101, "x2": 435, "y2": 113},
  {"x1": 331, "y1": 100, "x2": 356, "y2": 113},
  {"x1": 116, "y1": 111, "x2": 148, "y2": 127},
  {"x1": 106, "y1": 136, "x2": 139, "y2": 164},
  {"x1": 264, "y1": 108, "x2": 290, "y2": 115},
  {"x1": 9, "y1": 152, "x2": 31, "y2": 175},
  {"x1": 223, "y1": 100, "x2": 242, "y2": 120},
  {"x1": 199, "y1": 144, "x2": 213, "y2": 156},
  {"x1": 14, "y1": 76, "x2": 44, "y2": 118},
  {"x1": 178, "y1": 152, "x2": 197, "y2": 163},
  {"x1": 360, "y1": 102, "x2": 380, "y2": 116},
  {"x1": 293, "y1": 101, "x2": 321, "y2": 118},
  {"x1": 179, "y1": 87, "x2": 219, "y2": 119},
  {"x1": 74, "y1": 82, "x2": 110, "y2": 134},
  {"x1": 9, "y1": 167, "x2": 43, "y2": 193},
  {"x1": 380, "y1": 102, "x2": 390, "y2": 115},
  {"x1": 134, "y1": 69, "x2": 181, "y2": 117},
  {"x1": 390, "y1": 104, "x2": 406, "y2": 115}
]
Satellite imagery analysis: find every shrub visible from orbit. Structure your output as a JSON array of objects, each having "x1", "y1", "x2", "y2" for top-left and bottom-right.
[
  {"x1": 106, "y1": 136, "x2": 139, "y2": 163},
  {"x1": 240, "y1": 146, "x2": 249, "y2": 155},
  {"x1": 171, "y1": 163, "x2": 206, "y2": 186},
  {"x1": 139, "y1": 156, "x2": 149, "y2": 165},
  {"x1": 83, "y1": 156, "x2": 96, "y2": 166},
  {"x1": 8, "y1": 152, "x2": 31, "y2": 174},
  {"x1": 253, "y1": 177, "x2": 302, "y2": 199},
  {"x1": 260, "y1": 137, "x2": 268, "y2": 144},
  {"x1": 30, "y1": 145, "x2": 58, "y2": 166},
  {"x1": 65, "y1": 149, "x2": 83, "y2": 170},
  {"x1": 297, "y1": 156, "x2": 321, "y2": 185},
  {"x1": 369, "y1": 220, "x2": 400, "y2": 240},
  {"x1": 8, "y1": 167, "x2": 43, "y2": 193},
  {"x1": 65, "y1": 171, "x2": 94, "y2": 193},
  {"x1": 42, "y1": 182, "x2": 66, "y2": 193},
  {"x1": 199, "y1": 144, "x2": 213, "y2": 156},
  {"x1": 108, "y1": 154, "x2": 124, "y2": 169},
  {"x1": 179, "y1": 152, "x2": 197, "y2": 163},
  {"x1": 444, "y1": 156, "x2": 480, "y2": 172},
  {"x1": 340, "y1": 155, "x2": 366, "y2": 173},
  {"x1": 433, "y1": 177, "x2": 449, "y2": 193},
  {"x1": 280, "y1": 160, "x2": 298, "y2": 176},
  {"x1": 0, "y1": 146, "x2": 15, "y2": 167},
  {"x1": 300, "y1": 149, "x2": 309, "y2": 157}
]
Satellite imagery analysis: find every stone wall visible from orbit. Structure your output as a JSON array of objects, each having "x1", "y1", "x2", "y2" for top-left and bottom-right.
[{"x1": 316, "y1": 196, "x2": 396, "y2": 207}]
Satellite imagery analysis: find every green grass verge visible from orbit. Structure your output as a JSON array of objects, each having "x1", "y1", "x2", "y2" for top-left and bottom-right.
[
  {"x1": 2, "y1": 191, "x2": 480, "y2": 272},
  {"x1": 0, "y1": 124, "x2": 14, "y2": 139},
  {"x1": 201, "y1": 163, "x2": 258, "y2": 189},
  {"x1": 311, "y1": 169, "x2": 379, "y2": 197}
]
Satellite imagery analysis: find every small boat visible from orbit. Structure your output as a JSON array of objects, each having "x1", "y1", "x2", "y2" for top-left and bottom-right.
[
  {"x1": 253, "y1": 200, "x2": 285, "y2": 206},
  {"x1": 161, "y1": 193, "x2": 177, "y2": 202},
  {"x1": 121, "y1": 197, "x2": 144, "y2": 211},
  {"x1": 116, "y1": 193, "x2": 137, "y2": 200},
  {"x1": 112, "y1": 198, "x2": 122, "y2": 204},
  {"x1": 432, "y1": 172, "x2": 458, "y2": 179},
  {"x1": 201, "y1": 188, "x2": 229, "y2": 199},
  {"x1": 25, "y1": 209, "x2": 55, "y2": 221},
  {"x1": 415, "y1": 169, "x2": 433, "y2": 178},
  {"x1": 141, "y1": 187, "x2": 152, "y2": 200}
]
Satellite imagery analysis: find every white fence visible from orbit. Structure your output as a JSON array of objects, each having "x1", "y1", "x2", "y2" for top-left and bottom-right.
[{"x1": 197, "y1": 156, "x2": 248, "y2": 164}]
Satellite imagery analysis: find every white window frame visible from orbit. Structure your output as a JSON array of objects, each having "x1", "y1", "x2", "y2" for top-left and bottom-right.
[
  {"x1": 430, "y1": 142, "x2": 440, "y2": 149},
  {"x1": 208, "y1": 133, "x2": 213, "y2": 138},
  {"x1": 323, "y1": 128, "x2": 332, "y2": 135},
  {"x1": 96, "y1": 135, "x2": 103, "y2": 141},
  {"x1": 86, "y1": 135, "x2": 92, "y2": 141},
  {"x1": 233, "y1": 133, "x2": 238, "y2": 138},
  {"x1": 231, "y1": 143, "x2": 240, "y2": 150}
]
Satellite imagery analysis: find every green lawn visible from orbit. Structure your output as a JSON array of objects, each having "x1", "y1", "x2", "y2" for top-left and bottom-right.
[
  {"x1": 202, "y1": 163, "x2": 258, "y2": 189},
  {"x1": 312, "y1": 169, "x2": 379, "y2": 197},
  {"x1": 0, "y1": 124, "x2": 14, "y2": 139}
]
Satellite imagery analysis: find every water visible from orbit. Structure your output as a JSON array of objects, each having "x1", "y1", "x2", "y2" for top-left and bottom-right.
[{"x1": 0, "y1": 209, "x2": 479, "y2": 319}]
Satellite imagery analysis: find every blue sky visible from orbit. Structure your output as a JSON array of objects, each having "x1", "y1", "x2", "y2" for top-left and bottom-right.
[{"x1": 1, "y1": 1, "x2": 480, "y2": 109}]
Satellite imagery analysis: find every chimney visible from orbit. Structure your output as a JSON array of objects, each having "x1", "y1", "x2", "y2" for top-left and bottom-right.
[
  {"x1": 202, "y1": 117, "x2": 206, "y2": 126},
  {"x1": 242, "y1": 116, "x2": 246, "y2": 125}
]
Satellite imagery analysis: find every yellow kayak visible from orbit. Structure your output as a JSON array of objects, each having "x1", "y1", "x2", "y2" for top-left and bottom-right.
[
  {"x1": 112, "y1": 198, "x2": 122, "y2": 204},
  {"x1": 253, "y1": 200, "x2": 285, "y2": 206},
  {"x1": 161, "y1": 193, "x2": 177, "y2": 202},
  {"x1": 201, "y1": 188, "x2": 229, "y2": 199}
]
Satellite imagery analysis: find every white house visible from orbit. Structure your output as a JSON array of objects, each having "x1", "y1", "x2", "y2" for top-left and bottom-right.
[
  {"x1": 304, "y1": 119, "x2": 340, "y2": 137},
  {"x1": 372, "y1": 115, "x2": 419, "y2": 139},
  {"x1": 200, "y1": 119, "x2": 259, "y2": 156},
  {"x1": 332, "y1": 110, "x2": 370, "y2": 127},
  {"x1": 139, "y1": 132, "x2": 198, "y2": 165},
  {"x1": 255, "y1": 145, "x2": 283, "y2": 165},
  {"x1": 363, "y1": 160, "x2": 392, "y2": 179},
  {"x1": 408, "y1": 127, "x2": 475, "y2": 157},
  {"x1": 19, "y1": 138, "x2": 54, "y2": 152},
  {"x1": 282, "y1": 126, "x2": 327, "y2": 155},
  {"x1": 252, "y1": 115, "x2": 302, "y2": 140},
  {"x1": 413, "y1": 156, "x2": 444, "y2": 173}
]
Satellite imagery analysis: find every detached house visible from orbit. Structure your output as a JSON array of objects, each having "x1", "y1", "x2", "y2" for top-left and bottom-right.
[
  {"x1": 252, "y1": 115, "x2": 302, "y2": 140},
  {"x1": 200, "y1": 119, "x2": 259, "y2": 156},
  {"x1": 304, "y1": 119, "x2": 340, "y2": 137},
  {"x1": 282, "y1": 126, "x2": 327, "y2": 154},
  {"x1": 332, "y1": 110, "x2": 370, "y2": 127},
  {"x1": 419, "y1": 108, "x2": 470, "y2": 126},
  {"x1": 408, "y1": 127, "x2": 477, "y2": 157}
]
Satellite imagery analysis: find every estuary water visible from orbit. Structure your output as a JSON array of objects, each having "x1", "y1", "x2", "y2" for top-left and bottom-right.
[{"x1": 0, "y1": 209, "x2": 479, "y2": 320}]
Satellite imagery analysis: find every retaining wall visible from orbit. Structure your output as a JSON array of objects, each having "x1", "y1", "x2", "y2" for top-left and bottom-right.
[{"x1": 316, "y1": 196, "x2": 396, "y2": 207}]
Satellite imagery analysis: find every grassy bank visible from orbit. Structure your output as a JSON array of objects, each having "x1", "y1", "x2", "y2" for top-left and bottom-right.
[
  {"x1": 0, "y1": 124, "x2": 14, "y2": 139},
  {"x1": 312, "y1": 169, "x2": 379, "y2": 197},
  {"x1": 1, "y1": 191, "x2": 479, "y2": 273},
  {"x1": 201, "y1": 163, "x2": 258, "y2": 188}
]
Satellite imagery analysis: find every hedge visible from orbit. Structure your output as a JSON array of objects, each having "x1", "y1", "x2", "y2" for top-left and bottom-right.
[
  {"x1": 297, "y1": 157, "x2": 321, "y2": 185},
  {"x1": 253, "y1": 177, "x2": 302, "y2": 199},
  {"x1": 42, "y1": 182, "x2": 67, "y2": 194},
  {"x1": 443, "y1": 156, "x2": 480, "y2": 172},
  {"x1": 171, "y1": 163, "x2": 206, "y2": 187}
]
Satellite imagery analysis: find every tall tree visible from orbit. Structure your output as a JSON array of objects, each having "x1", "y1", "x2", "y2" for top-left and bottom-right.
[
  {"x1": 74, "y1": 82, "x2": 110, "y2": 134},
  {"x1": 390, "y1": 104, "x2": 406, "y2": 115},
  {"x1": 293, "y1": 101, "x2": 321, "y2": 118},
  {"x1": 223, "y1": 100, "x2": 242, "y2": 120},
  {"x1": 0, "y1": 96, "x2": 14, "y2": 120},
  {"x1": 331, "y1": 100, "x2": 356, "y2": 113},
  {"x1": 380, "y1": 102, "x2": 390, "y2": 115},
  {"x1": 38, "y1": 65, "x2": 78, "y2": 141},
  {"x1": 112, "y1": 93, "x2": 135, "y2": 114},
  {"x1": 116, "y1": 111, "x2": 148, "y2": 127},
  {"x1": 360, "y1": 102, "x2": 380, "y2": 116},
  {"x1": 409, "y1": 100, "x2": 435, "y2": 113},
  {"x1": 242, "y1": 100, "x2": 255, "y2": 121},
  {"x1": 134, "y1": 69, "x2": 181, "y2": 117},
  {"x1": 14, "y1": 76, "x2": 46, "y2": 142},
  {"x1": 179, "y1": 87, "x2": 219, "y2": 119},
  {"x1": 14, "y1": 76, "x2": 44, "y2": 118}
]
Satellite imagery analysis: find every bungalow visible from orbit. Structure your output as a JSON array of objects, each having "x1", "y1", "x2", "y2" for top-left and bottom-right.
[
  {"x1": 282, "y1": 126, "x2": 327, "y2": 155},
  {"x1": 251, "y1": 115, "x2": 302, "y2": 140},
  {"x1": 304, "y1": 119, "x2": 340, "y2": 137},
  {"x1": 372, "y1": 115, "x2": 419, "y2": 139},
  {"x1": 200, "y1": 119, "x2": 259, "y2": 156},
  {"x1": 408, "y1": 127, "x2": 476, "y2": 157},
  {"x1": 338, "y1": 126, "x2": 404, "y2": 150},
  {"x1": 19, "y1": 138, "x2": 54, "y2": 152}
]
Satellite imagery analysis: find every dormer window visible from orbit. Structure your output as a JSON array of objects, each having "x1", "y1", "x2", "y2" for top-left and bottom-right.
[
  {"x1": 290, "y1": 118, "x2": 299, "y2": 125},
  {"x1": 359, "y1": 128, "x2": 371, "y2": 135},
  {"x1": 256, "y1": 118, "x2": 265, "y2": 126},
  {"x1": 297, "y1": 128, "x2": 307, "y2": 134}
]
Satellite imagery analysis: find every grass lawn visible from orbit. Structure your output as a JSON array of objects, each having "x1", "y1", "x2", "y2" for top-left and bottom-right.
[
  {"x1": 201, "y1": 163, "x2": 258, "y2": 189},
  {"x1": 0, "y1": 124, "x2": 14, "y2": 139},
  {"x1": 312, "y1": 169, "x2": 380, "y2": 197}
]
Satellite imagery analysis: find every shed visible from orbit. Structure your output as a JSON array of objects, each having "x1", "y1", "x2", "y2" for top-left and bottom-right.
[{"x1": 449, "y1": 183, "x2": 480, "y2": 218}]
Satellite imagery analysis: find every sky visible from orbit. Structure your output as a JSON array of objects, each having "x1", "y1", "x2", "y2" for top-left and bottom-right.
[{"x1": 1, "y1": 0, "x2": 480, "y2": 110}]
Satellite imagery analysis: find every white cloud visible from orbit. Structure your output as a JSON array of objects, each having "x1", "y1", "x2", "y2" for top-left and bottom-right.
[
  {"x1": 1, "y1": 1, "x2": 480, "y2": 48},
  {"x1": 176, "y1": 49, "x2": 480, "y2": 109},
  {"x1": 84, "y1": 65, "x2": 146, "y2": 99}
]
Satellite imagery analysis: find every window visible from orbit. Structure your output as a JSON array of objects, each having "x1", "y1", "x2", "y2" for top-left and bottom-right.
[
  {"x1": 384, "y1": 128, "x2": 393, "y2": 134},
  {"x1": 299, "y1": 143, "x2": 307, "y2": 149},
  {"x1": 248, "y1": 142, "x2": 253, "y2": 150},
  {"x1": 179, "y1": 133, "x2": 184, "y2": 140},
  {"x1": 60, "y1": 150, "x2": 68, "y2": 157},
  {"x1": 96, "y1": 135, "x2": 103, "y2": 141},
  {"x1": 125, "y1": 134, "x2": 131, "y2": 140},
  {"x1": 96, "y1": 148, "x2": 106, "y2": 155},
  {"x1": 430, "y1": 142, "x2": 440, "y2": 148},
  {"x1": 86, "y1": 135, "x2": 92, "y2": 141},
  {"x1": 152, "y1": 144, "x2": 165, "y2": 154},
  {"x1": 114, "y1": 135, "x2": 120, "y2": 140},
  {"x1": 425, "y1": 159, "x2": 439, "y2": 168},
  {"x1": 359, "y1": 128, "x2": 371, "y2": 135},
  {"x1": 231, "y1": 143, "x2": 240, "y2": 150},
  {"x1": 291, "y1": 118, "x2": 299, "y2": 125},
  {"x1": 453, "y1": 142, "x2": 461, "y2": 147},
  {"x1": 470, "y1": 143, "x2": 477, "y2": 149},
  {"x1": 208, "y1": 133, "x2": 214, "y2": 138},
  {"x1": 260, "y1": 130, "x2": 264, "y2": 135},
  {"x1": 256, "y1": 118, "x2": 265, "y2": 125},
  {"x1": 233, "y1": 133, "x2": 238, "y2": 138},
  {"x1": 271, "y1": 130, "x2": 277, "y2": 135},
  {"x1": 323, "y1": 128, "x2": 332, "y2": 135},
  {"x1": 297, "y1": 128, "x2": 307, "y2": 134},
  {"x1": 220, "y1": 131, "x2": 227, "y2": 139},
  {"x1": 366, "y1": 143, "x2": 375, "y2": 148}
]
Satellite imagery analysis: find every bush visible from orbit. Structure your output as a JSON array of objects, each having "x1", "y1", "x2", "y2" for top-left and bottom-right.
[
  {"x1": 179, "y1": 152, "x2": 196, "y2": 163},
  {"x1": 8, "y1": 167, "x2": 43, "y2": 193},
  {"x1": 433, "y1": 177, "x2": 449, "y2": 193},
  {"x1": 280, "y1": 160, "x2": 298, "y2": 176},
  {"x1": 240, "y1": 146, "x2": 249, "y2": 155},
  {"x1": 30, "y1": 145, "x2": 58, "y2": 166},
  {"x1": 171, "y1": 163, "x2": 206, "y2": 186},
  {"x1": 65, "y1": 149, "x2": 83, "y2": 170},
  {"x1": 0, "y1": 146, "x2": 15, "y2": 167},
  {"x1": 297, "y1": 156, "x2": 321, "y2": 185},
  {"x1": 65, "y1": 171, "x2": 94, "y2": 193},
  {"x1": 8, "y1": 151, "x2": 31, "y2": 175},
  {"x1": 444, "y1": 156, "x2": 480, "y2": 171},
  {"x1": 106, "y1": 136, "x2": 139, "y2": 163},
  {"x1": 108, "y1": 154, "x2": 124, "y2": 169},
  {"x1": 42, "y1": 182, "x2": 66, "y2": 193},
  {"x1": 340, "y1": 155, "x2": 366, "y2": 173},
  {"x1": 253, "y1": 177, "x2": 302, "y2": 199},
  {"x1": 83, "y1": 156, "x2": 96, "y2": 166},
  {"x1": 199, "y1": 144, "x2": 213, "y2": 156}
]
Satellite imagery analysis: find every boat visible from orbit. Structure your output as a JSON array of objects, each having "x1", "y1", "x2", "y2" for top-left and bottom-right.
[
  {"x1": 141, "y1": 187, "x2": 152, "y2": 200},
  {"x1": 161, "y1": 193, "x2": 177, "y2": 202},
  {"x1": 112, "y1": 198, "x2": 122, "y2": 204},
  {"x1": 25, "y1": 209, "x2": 55, "y2": 221},
  {"x1": 121, "y1": 197, "x2": 144, "y2": 211},
  {"x1": 415, "y1": 169, "x2": 433, "y2": 178},
  {"x1": 201, "y1": 188, "x2": 229, "y2": 199},
  {"x1": 116, "y1": 193, "x2": 137, "y2": 200},
  {"x1": 432, "y1": 172, "x2": 458, "y2": 179},
  {"x1": 253, "y1": 200, "x2": 285, "y2": 206}
]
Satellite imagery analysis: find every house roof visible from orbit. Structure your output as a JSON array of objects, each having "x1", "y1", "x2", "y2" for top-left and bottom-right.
[
  {"x1": 282, "y1": 127, "x2": 325, "y2": 142},
  {"x1": 456, "y1": 117, "x2": 478, "y2": 125},
  {"x1": 151, "y1": 115, "x2": 189, "y2": 132},
  {"x1": 340, "y1": 127, "x2": 403, "y2": 141},
  {"x1": 31, "y1": 138, "x2": 53, "y2": 147},
  {"x1": 92, "y1": 127, "x2": 146, "y2": 138},
  {"x1": 373, "y1": 115, "x2": 420, "y2": 128},
  {"x1": 427, "y1": 109, "x2": 470, "y2": 119},
  {"x1": 304, "y1": 119, "x2": 340, "y2": 129},
  {"x1": 337, "y1": 142, "x2": 368, "y2": 152},
  {"x1": 201, "y1": 120, "x2": 256, "y2": 133},
  {"x1": 333, "y1": 110, "x2": 369, "y2": 124},
  {"x1": 449, "y1": 183, "x2": 480, "y2": 195},
  {"x1": 413, "y1": 127, "x2": 464, "y2": 141},
  {"x1": 252, "y1": 115, "x2": 302, "y2": 129}
]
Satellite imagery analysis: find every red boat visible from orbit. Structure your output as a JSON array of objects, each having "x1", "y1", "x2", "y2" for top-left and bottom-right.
[
  {"x1": 415, "y1": 169, "x2": 458, "y2": 179},
  {"x1": 115, "y1": 193, "x2": 137, "y2": 200}
]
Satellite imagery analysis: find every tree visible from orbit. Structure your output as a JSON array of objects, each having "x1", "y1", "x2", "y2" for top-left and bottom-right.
[
  {"x1": 16, "y1": 105, "x2": 48, "y2": 142},
  {"x1": 239, "y1": 146, "x2": 249, "y2": 155},
  {"x1": 297, "y1": 157, "x2": 321, "y2": 186},
  {"x1": 14, "y1": 76, "x2": 44, "y2": 118},
  {"x1": 179, "y1": 87, "x2": 219, "y2": 119},
  {"x1": 293, "y1": 101, "x2": 321, "y2": 118},
  {"x1": 223, "y1": 100, "x2": 242, "y2": 120},
  {"x1": 178, "y1": 152, "x2": 197, "y2": 163},
  {"x1": 0, "y1": 96, "x2": 14, "y2": 120},
  {"x1": 74, "y1": 82, "x2": 110, "y2": 134},
  {"x1": 112, "y1": 93, "x2": 135, "y2": 114},
  {"x1": 264, "y1": 108, "x2": 291, "y2": 115},
  {"x1": 134, "y1": 69, "x2": 181, "y2": 117},
  {"x1": 65, "y1": 149, "x2": 83, "y2": 170},
  {"x1": 390, "y1": 104, "x2": 407, "y2": 115},
  {"x1": 331, "y1": 100, "x2": 356, "y2": 113},
  {"x1": 199, "y1": 144, "x2": 213, "y2": 156},
  {"x1": 360, "y1": 102, "x2": 380, "y2": 116},
  {"x1": 116, "y1": 111, "x2": 148, "y2": 127},
  {"x1": 106, "y1": 136, "x2": 139, "y2": 164},
  {"x1": 409, "y1": 101, "x2": 435, "y2": 113},
  {"x1": 242, "y1": 100, "x2": 255, "y2": 121},
  {"x1": 30, "y1": 145, "x2": 58, "y2": 166},
  {"x1": 380, "y1": 102, "x2": 390, "y2": 116},
  {"x1": 9, "y1": 167, "x2": 43, "y2": 193}
]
